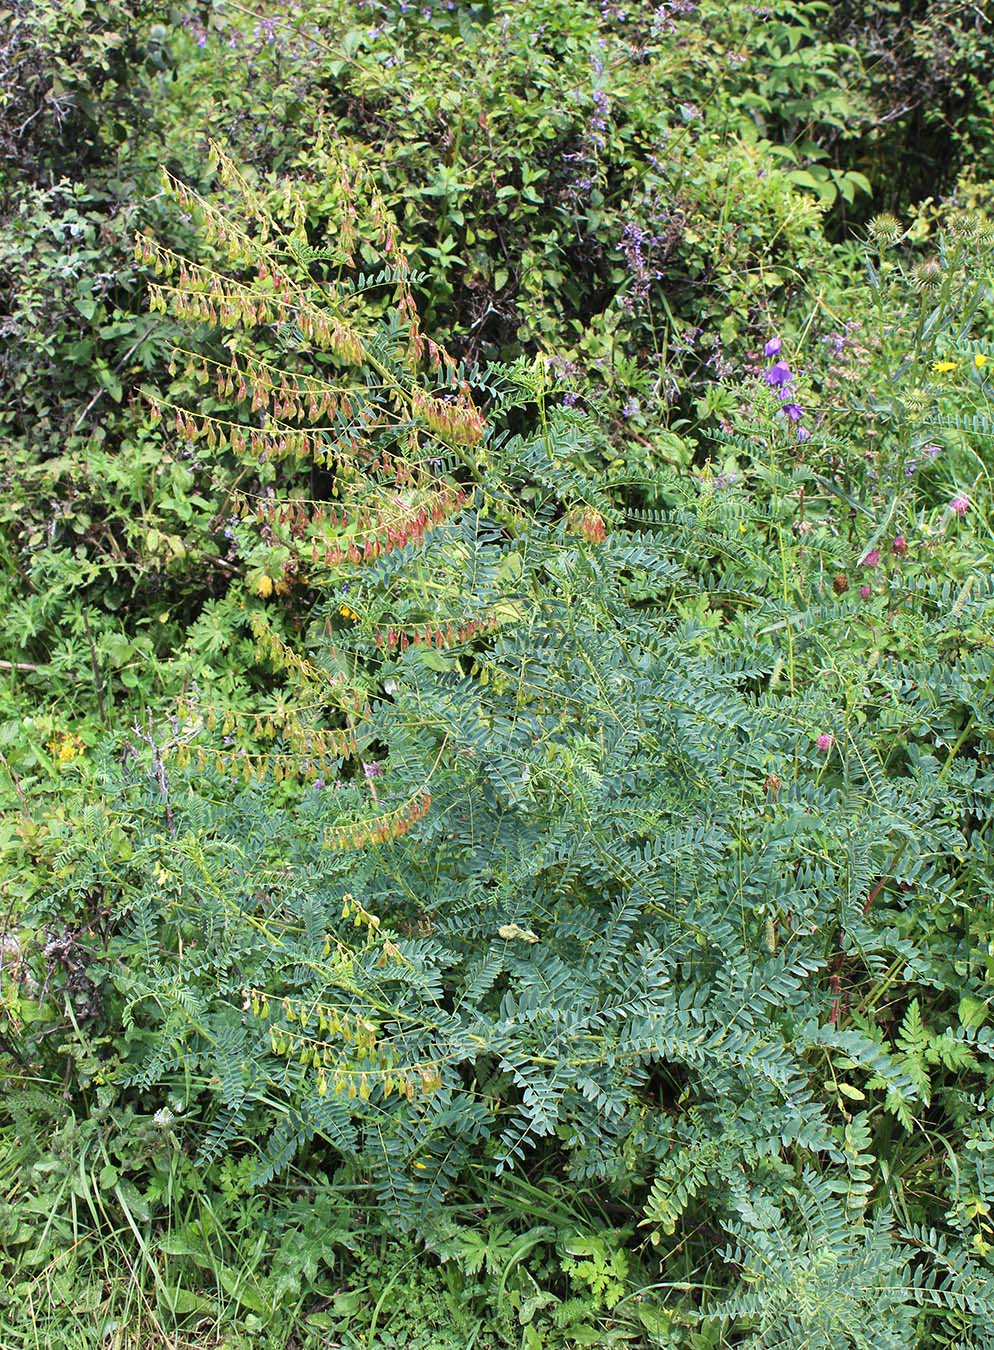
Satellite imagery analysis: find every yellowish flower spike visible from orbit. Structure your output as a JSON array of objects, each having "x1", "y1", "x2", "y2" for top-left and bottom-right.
[{"x1": 932, "y1": 360, "x2": 958, "y2": 373}]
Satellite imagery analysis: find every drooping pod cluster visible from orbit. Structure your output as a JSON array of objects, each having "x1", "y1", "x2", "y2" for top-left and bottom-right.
[
  {"x1": 248, "y1": 611, "x2": 364, "y2": 692},
  {"x1": 249, "y1": 485, "x2": 468, "y2": 565},
  {"x1": 141, "y1": 142, "x2": 485, "y2": 448},
  {"x1": 153, "y1": 402, "x2": 347, "y2": 464},
  {"x1": 172, "y1": 349, "x2": 358, "y2": 424},
  {"x1": 567, "y1": 508, "x2": 608, "y2": 544},
  {"x1": 140, "y1": 153, "x2": 471, "y2": 865},
  {"x1": 314, "y1": 488, "x2": 470, "y2": 567},
  {"x1": 410, "y1": 384, "x2": 486, "y2": 447},
  {"x1": 374, "y1": 612, "x2": 497, "y2": 653},
  {"x1": 171, "y1": 744, "x2": 353, "y2": 784},
  {"x1": 323, "y1": 792, "x2": 432, "y2": 851},
  {"x1": 244, "y1": 987, "x2": 443, "y2": 1102},
  {"x1": 156, "y1": 167, "x2": 261, "y2": 270},
  {"x1": 339, "y1": 896, "x2": 410, "y2": 968},
  {"x1": 146, "y1": 266, "x2": 368, "y2": 368},
  {"x1": 167, "y1": 696, "x2": 361, "y2": 781},
  {"x1": 177, "y1": 695, "x2": 356, "y2": 751},
  {"x1": 235, "y1": 457, "x2": 436, "y2": 527}
]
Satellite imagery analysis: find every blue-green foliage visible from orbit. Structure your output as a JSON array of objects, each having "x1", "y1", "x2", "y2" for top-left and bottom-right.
[{"x1": 43, "y1": 378, "x2": 994, "y2": 1342}]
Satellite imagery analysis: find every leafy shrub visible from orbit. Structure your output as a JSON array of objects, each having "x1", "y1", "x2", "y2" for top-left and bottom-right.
[{"x1": 0, "y1": 0, "x2": 175, "y2": 185}]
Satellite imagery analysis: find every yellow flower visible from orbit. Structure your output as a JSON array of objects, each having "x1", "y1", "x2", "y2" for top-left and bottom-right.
[
  {"x1": 47, "y1": 734, "x2": 84, "y2": 763},
  {"x1": 974, "y1": 353, "x2": 988, "y2": 369},
  {"x1": 932, "y1": 360, "x2": 958, "y2": 373}
]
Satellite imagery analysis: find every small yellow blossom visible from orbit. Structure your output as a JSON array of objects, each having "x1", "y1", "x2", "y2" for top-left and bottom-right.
[
  {"x1": 974, "y1": 353, "x2": 988, "y2": 369},
  {"x1": 932, "y1": 360, "x2": 958, "y2": 373},
  {"x1": 47, "y1": 734, "x2": 84, "y2": 763}
]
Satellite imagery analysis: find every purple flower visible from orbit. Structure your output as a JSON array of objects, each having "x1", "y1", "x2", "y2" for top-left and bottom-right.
[
  {"x1": 764, "y1": 336, "x2": 782, "y2": 357},
  {"x1": 796, "y1": 426, "x2": 811, "y2": 443},
  {"x1": 923, "y1": 443, "x2": 941, "y2": 460},
  {"x1": 364, "y1": 761, "x2": 382, "y2": 779},
  {"x1": 764, "y1": 361, "x2": 792, "y2": 389},
  {"x1": 861, "y1": 549, "x2": 880, "y2": 568},
  {"x1": 950, "y1": 494, "x2": 969, "y2": 516},
  {"x1": 859, "y1": 585, "x2": 871, "y2": 600},
  {"x1": 781, "y1": 402, "x2": 804, "y2": 423},
  {"x1": 816, "y1": 733, "x2": 834, "y2": 753},
  {"x1": 892, "y1": 535, "x2": 908, "y2": 557},
  {"x1": 619, "y1": 221, "x2": 663, "y2": 300},
  {"x1": 588, "y1": 89, "x2": 611, "y2": 141}
]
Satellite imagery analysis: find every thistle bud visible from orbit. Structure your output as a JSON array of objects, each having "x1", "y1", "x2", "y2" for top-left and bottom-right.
[
  {"x1": 867, "y1": 213, "x2": 902, "y2": 247},
  {"x1": 911, "y1": 258, "x2": 942, "y2": 295},
  {"x1": 948, "y1": 212, "x2": 981, "y2": 241}
]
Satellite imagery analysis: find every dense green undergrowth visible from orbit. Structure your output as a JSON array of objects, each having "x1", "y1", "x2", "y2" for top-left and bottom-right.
[{"x1": 2, "y1": 2, "x2": 994, "y2": 1347}]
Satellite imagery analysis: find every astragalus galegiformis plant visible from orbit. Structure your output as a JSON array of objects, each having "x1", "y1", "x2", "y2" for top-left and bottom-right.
[{"x1": 45, "y1": 151, "x2": 994, "y2": 1345}]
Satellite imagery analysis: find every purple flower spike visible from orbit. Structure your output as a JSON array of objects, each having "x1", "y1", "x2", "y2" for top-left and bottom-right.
[
  {"x1": 764, "y1": 336, "x2": 782, "y2": 357},
  {"x1": 781, "y1": 402, "x2": 804, "y2": 423},
  {"x1": 796, "y1": 426, "x2": 811, "y2": 443},
  {"x1": 764, "y1": 361, "x2": 792, "y2": 388}
]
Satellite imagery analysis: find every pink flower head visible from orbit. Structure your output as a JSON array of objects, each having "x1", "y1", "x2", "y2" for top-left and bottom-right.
[
  {"x1": 950, "y1": 495, "x2": 969, "y2": 516},
  {"x1": 816, "y1": 733, "x2": 834, "y2": 753},
  {"x1": 892, "y1": 535, "x2": 908, "y2": 557},
  {"x1": 861, "y1": 549, "x2": 880, "y2": 568},
  {"x1": 859, "y1": 584, "x2": 871, "y2": 600}
]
